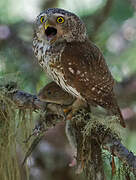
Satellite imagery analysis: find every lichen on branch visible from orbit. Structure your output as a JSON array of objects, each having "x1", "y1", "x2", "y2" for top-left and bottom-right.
[{"x1": 1, "y1": 81, "x2": 136, "y2": 179}]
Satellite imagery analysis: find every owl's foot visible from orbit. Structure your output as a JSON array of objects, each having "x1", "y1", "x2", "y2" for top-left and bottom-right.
[
  {"x1": 63, "y1": 106, "x2": 72, "y2": 114},
  {"x1": 75, "y1": 163, "x2": 84, "y2": 174},
  {"x1": 69, "y1": 157, "x2": 77, "y2": 167},
  {"x1": 65, "y1": 99, "x2": 88, "y2": 120},
  {"x1": 75, "y1": 156, "x2": 85, "y2": 174},
  {"x1": 68, "y1": 156, "x2": 84, "y2": 174}
]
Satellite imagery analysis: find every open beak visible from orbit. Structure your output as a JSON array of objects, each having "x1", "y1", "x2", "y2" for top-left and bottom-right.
[{"x1": 44, "y1": 21, "x2": 57, "y2": 42}]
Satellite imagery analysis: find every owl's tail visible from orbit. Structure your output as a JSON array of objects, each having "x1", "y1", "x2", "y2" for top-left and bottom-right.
[
  {"x1": 99, "y1": 95, "x2": 126, "y2": 128},
  {"x1": 110, "y1": 100, "x2": 126, "y2": 128}
]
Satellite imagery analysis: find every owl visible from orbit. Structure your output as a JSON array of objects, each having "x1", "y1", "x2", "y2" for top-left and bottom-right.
[{"x1": 33, "y1": 8, "x2": 125, "y2": 127}]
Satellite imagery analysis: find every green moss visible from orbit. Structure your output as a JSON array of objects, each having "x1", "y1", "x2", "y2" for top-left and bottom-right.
[{"x1": 0, "y1": 81, "x2": 35, "y2": 180}]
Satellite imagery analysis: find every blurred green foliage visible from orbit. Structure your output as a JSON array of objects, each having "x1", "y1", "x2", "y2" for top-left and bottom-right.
[{"x1": 0, "y1": 0, "x2": 136, "y2": 179}]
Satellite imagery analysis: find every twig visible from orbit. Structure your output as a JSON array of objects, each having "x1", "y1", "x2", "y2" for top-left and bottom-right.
[
  {"x1": 92, "y1": 125, "x2": 136, "y2": 176},
  {"x1": 22, "y1": 134, "x2": 45, "y2": 165},
  {"x1": 10, "y1": 90, "x2": 46, "y2": 110},
  {"x1": 100, "y1": 131, "x2": 136, "y2": 176},
  {"x1": 84, "y1": 136, "x2": 106, "y2": 180},
  {"x1": 91, "y1": 138, "x2": 105, "y2": 179},
  {"x1": 93, "y1": 0, "x2": 114, "y2": 32},
  {"x1": 128, "y1": 0, "x2": 136, "y2": 10},
  {"x1": 86, "y1": 0, "x2": 114, "y2": 40}
]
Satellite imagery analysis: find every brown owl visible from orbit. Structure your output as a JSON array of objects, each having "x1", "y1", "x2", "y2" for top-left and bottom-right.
[{"x1": 33, "y1": 8, "x2": 125, "y2": 127}]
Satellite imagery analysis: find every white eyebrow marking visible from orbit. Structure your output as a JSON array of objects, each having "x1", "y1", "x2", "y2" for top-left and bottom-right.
[{"x1": 53, "y1": 13, "x2": 65, "y2": 18}]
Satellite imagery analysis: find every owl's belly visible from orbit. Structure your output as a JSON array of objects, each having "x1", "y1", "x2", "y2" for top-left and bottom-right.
[{"x1": 34, "y1": 40, "x2": 82, "y2": 99}]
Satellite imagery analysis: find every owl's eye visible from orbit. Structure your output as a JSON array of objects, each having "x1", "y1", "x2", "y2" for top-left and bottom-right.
[
  {"x1": 40, "y1": 16, "x2": 46, "y2": 23},
  {"x1": 47, "y1": 91, "x2": 52, "y2": 95},
  {"x1": 56, "y1": 16, "x2": 65, "y2": 24}
]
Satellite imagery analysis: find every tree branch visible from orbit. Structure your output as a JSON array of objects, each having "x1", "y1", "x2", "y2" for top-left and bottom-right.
[
  {"x1": 128, "y1": 0, "x2": 136, "y2": 10},
  {"x1": 93, "y1": 0, "x2": 114, "y2": 32},
  {"x1": 83, "y1": 0, "x2": 114, "y2": 40},
  {"x1": 100, "y1": 130, "x2": 136, "y2": 176},
  {"x1": 2, "y1": 87, "x2": 136, "y2": 177}
]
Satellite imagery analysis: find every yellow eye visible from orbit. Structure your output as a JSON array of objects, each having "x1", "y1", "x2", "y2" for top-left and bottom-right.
[
  {"x1": 40, "y1": 16, "x2": 45, "y2": 23},
  {"x1": 57, "y1": 16, "x2": 65, "y2": 24}
]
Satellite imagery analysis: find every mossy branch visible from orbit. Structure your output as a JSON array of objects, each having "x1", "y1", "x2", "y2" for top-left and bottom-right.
[
  {"x1": 100, "y1": 130, "x2": 136, "y2": 176},
  {"x1": 2, "y1": 87, "x2": 136, "y2": 177}
]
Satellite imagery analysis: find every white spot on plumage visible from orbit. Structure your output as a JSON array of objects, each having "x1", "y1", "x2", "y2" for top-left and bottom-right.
[
  {"x1": 97, "y1": 90, "x2": 101, "y2": 94},
  {"x1": 77, "y1": 70, "x2": 81, "y2": 75},
  {"x1": 33, "y1": 39, "x2": 38, "y2": 46},
  {"x1": 92, "y1": 87, "x2": 95, "y2": 91},
  {"x1": 46, "y1": 63, "x2": 82, "y2": 99},
  {"x1": 67, "y1": 85, "x2": 82, "y2": 98},
  {"x1": 35, "y1": 41, "x2": 50, "y2": 67},
  {"x1": 84, "y1": 78, "x2": 89, "y2": 81},
  {"x1": 68, "y1": 67, "x2": 75, "y2": 74},
  {"x1": 81, "y1": 73, "x2": 85, "y2": 77},
  {"x1": 37, "y1": 50, "x2": 42, "y2": 58}
]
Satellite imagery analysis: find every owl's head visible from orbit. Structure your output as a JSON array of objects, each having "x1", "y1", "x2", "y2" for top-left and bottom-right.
[{"x1": 34, "y1": 8, "x2": 86, "y2": 44}]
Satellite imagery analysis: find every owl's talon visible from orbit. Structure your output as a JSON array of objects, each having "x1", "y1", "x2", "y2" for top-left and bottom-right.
[
  {"x1": 69, "y1": 158, "x2": 77, "y2": 167},
  {"x1": 67, "y1": 113, "x2": 73, "y2": 120},
  {"x1": 66, "y1": 99, "x2": 87, "y2": 120},
  {"x1": 68, "y1": 156, "x2": 84, "y2": 174},
  {"x1": 75, "y1": 162, "x2": 84, "y2": 174},
  {"x1": 63, "y1": 107, "x2": 71, "y2": 114}
]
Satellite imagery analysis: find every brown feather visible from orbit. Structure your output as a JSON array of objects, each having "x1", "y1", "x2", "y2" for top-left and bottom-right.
[{"x1": 60, "y1": 39, "x2": 125, "y2": 127}]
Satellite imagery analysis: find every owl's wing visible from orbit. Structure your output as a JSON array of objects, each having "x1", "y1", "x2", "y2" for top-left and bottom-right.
[{"x1": 61, "y1": 40, "x2": 115, "y2": 105}]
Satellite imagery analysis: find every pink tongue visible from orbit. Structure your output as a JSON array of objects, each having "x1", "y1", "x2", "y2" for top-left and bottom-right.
[{"x1": 47, "y1": 35, "x2": 53, "y2": 41}]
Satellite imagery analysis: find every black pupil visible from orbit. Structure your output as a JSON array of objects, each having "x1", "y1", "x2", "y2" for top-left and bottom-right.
[
  {"x1": 41, "y1": 16, "x2": 45, "y2": 22},
  {"x1": 59, "y1": 18, "x2": 62, "y2": 22},
  {"x1": 48, "y1": 91, "x2": 52, "y2": 95}
]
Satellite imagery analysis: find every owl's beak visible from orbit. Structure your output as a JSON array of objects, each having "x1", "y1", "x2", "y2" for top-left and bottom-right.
[
  {"x1": 44, "y1": 21, "x2": 57, "y2": 42},
  {"x1": 44, "y1": 22, "x2": 49, "y2": 30}
]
